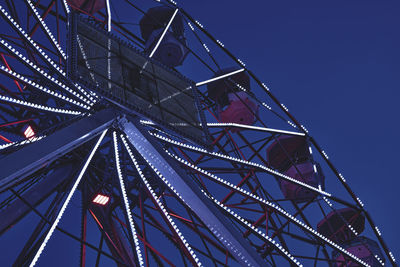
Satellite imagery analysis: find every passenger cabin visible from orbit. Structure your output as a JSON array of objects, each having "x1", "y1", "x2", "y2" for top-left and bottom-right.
[
  {"x1": 68, "y1": 0, "x2": 105, "y2": 14},
  {"x1": 317, "y1": 208, "x2": 365, "y2": 244},
  {"x1": 332, "y1": 236, "x2": 384, "y2": 267},
  {"x1": 266, "y1": 136, "x2": 324, "y2": 202},
  {"x1": 139, "y1": 6, "x2": 188, "y2": 68},
  {"x1": 207, "y1": 67, "x2": 258, "y2": 131}
]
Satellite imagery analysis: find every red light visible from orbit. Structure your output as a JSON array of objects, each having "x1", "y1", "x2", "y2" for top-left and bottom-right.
[
  {"x1": 24, "y1": 125, "x2": 35, "y2": 138},
  {"x1": 92, "y1": 194, "x2": 110, "y2": 206}
]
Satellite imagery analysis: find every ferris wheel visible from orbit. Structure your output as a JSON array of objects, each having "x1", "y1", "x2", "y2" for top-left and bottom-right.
[{"x1": 0, "y1": 0, "x2": 396, "y2": 266}]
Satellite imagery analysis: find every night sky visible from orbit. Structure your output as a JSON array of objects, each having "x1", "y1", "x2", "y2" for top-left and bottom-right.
[
  {"x1": 1, "y1": 0, "x2": 399, "y2": 265},
  {"x1": 179, "y1": 0, "x2": 399, "y2": 258}
]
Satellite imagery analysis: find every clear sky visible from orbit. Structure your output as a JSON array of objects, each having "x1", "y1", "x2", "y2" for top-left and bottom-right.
[{"x1": 179, "y1": 0, "x2": 400, "y2": 257}]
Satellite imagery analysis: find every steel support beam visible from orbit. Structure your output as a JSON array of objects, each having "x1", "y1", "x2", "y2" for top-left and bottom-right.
[
  {"x1": 121, "y1": 118, "x2": 266, "y2": 267},
  {"x1": 0, "y1": 108, "x2": 119, "y2": 192}
]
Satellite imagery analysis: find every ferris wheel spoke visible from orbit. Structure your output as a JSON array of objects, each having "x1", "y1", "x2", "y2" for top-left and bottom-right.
[
  {"x1": 121, "y1": 133, "x2": 203, "y2": 267},
  {"x1": 0, "y1": 94, "x2": 82, "y2": 115},
  {"x1": 208, "y1": 194, "x2": 302, "y2": 266},
  {"x1": 0, "y1": 134, "x2": 45, "y2": 151},
  {"x1": 151, "y1": 131, "x2": 331, "y2": 197},
  {"x1": 24, "y1": 0, "x2": 66, "y2": 61},
  {"x1": 195, "y1": 68, "x2": 245, "y2": 88},
  {"x1": 0, "y1": 65, "x2": 90, "y2": 110},
  {"x1": 0, "y1": 38, "x2": 94, "y2": 105},
  {"x1": 113, "y1": 131, "x2": 145, "y2": 267},
  {"x1": 206, "y1": 122, "x2": 305, "y2": 137}
]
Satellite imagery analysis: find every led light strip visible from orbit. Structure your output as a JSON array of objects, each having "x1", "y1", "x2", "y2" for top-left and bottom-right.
[
  {"x1": 25, "y1": 0, "x2": 66, "y2": 60},
  {"x1": 113, "y1": 132, "x2": 144, "y2": 267},
  {"x1": 0, "y1": 65, "x2": 90, "y2": 110},
  {"x1": 29, "y1": 128, "x2": 108, "y2": 267},
  {"x1": 389, "y1": 252, "x2": 396, "y2": 263},
  {"x1": 120, "y1": 135, "x2": 202, "y2": 266},
  {"x1": 195, "y1": 68, "x2": 245, "y2": 87},
  {"x1": 208, "y1": 194, "x2": 302, "y2": 266},
  {"x1": 0, "y1": 94, "x2": 82, "y2": 115},
  {"x1": 62, "y1": 0, "x2": 70, "y2": 14},
  {"x1": 150, "y1": 132, "x2": 330, "y2": 197},
  {"x1": 149, "y1": 9, "x2": 179, "y2": 58},
  {"x1": 76, "y1": 35, "x2": 99, "y2": 87},
  {"x1": 165, "y1": 149, "x2": 370, "y2": 267},
  {"x1": 0, "y1": 135, "x2": 45, "y2": 150},
  {"x1": 206, "y1": 123, "x2": 305, "y2": 136},
  {"x1": 0, "y1": 38, "x2": 93, "y2": 105}
]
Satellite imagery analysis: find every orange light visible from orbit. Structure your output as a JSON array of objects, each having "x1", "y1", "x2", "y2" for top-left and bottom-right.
[{"x1": 92, "y1": 194, "x2": 110, "y2": 206}]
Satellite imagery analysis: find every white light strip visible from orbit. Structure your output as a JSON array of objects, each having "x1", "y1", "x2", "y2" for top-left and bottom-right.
[
  {"x1": 195, "y1": 68, "x2": 245, "y2": 87},
  {"x1": 389, "y1": 251, "x2": 396, "y2": 263},
  {"x1": 0, "y1": 65, "x2": 90, "y2": 110},
  {"x1": 0, "y1": 94, "x2": 82, "y2": 115},
  {"x1": 105, "y1": 0, "x2": 112, "y2": 91},
  {"x1": 211, "y1": 196, "x2": 302, "y2": 266},
  {"x1": 150, "y1": 132, "x2": 331, "y2": 197},
  {"x1": 113, "y1": 132, "x2": 144, "y2": 267},
  {"x1": 25, "y1": 0, "x2": 66, "y2": 60},
  {"x1": 151, "y1": 86, "x2": 192, "y2": 106},
  {"x1": 287, "y1": 120, "x2": 297, "y2": 128},
  {"x1": 62, "y1": 0, "x2": 70, "y2": 14},
  {"x1": 300, "y1": 125, "x2": 309, "y2": 134},
  {"x1": 30, "y1": 128, "x2": 108, "y2": 267},
  {"x1": 149, "y1": 9, "x2": 179, "y2": 58},
  {"x1": 206, "y1": 123, "x2": 305, "y2": 136},
  {"x1": 120, "y1": 135, "x2": 202, "y2": 266},
  {"x1": 106, "y1": 0, "x2": 112, "y2": 32},
  {"x1": 165, "y1": 150, "x2": 370, "y2": 267},
  {"x1": 76, "y1": 35, "x2": 99, "y2": 87},
  {"x1": 195, "y1": 20, "x2": 203, "y2": 28},
  {"x1": 374, "y1": 254, "x2": 385, "y2": 266},
  {"x1": 0, "y1": 135, "x2": 45, "y2": 151}
]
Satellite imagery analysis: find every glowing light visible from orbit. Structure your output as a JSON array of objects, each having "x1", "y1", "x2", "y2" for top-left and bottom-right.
[
  {"x1": 24, "y1": 125, "x2": 35, "y2": 138},
  {"x1": 92, "y1": 194, "x2": 110, "y2": 206}
]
